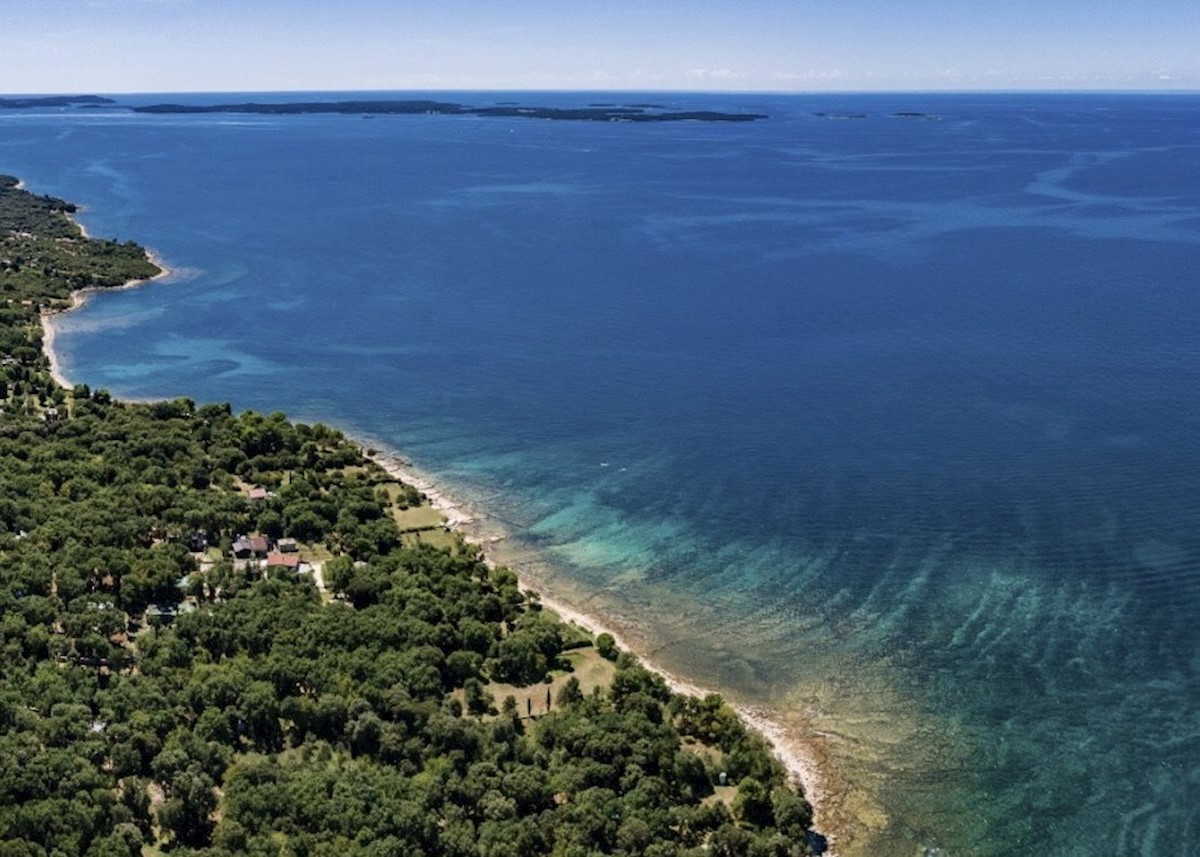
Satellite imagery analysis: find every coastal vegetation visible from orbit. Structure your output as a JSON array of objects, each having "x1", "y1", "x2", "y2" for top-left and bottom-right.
[
  {"x1": 0, "y1": 175, "x2": 815, "y2": 855},
  {"x1": 0, "y1": 96, "x2": 115, "y2": 110}
]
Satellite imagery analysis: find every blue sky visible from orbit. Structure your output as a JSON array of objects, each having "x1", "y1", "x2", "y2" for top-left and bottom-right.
[{"x1": 5, "y1": 0, "x2": 1199, "y2": 94}]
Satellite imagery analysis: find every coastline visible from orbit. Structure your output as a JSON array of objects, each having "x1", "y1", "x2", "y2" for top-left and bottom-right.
[
  {"x1": 358, "y1": 441, "x2": 844, "y2": 855},
  {"x1": 40, "y1": 235, "x2": 173, "y2": 390},
  {"x1": 36, "y1": 235, "x2": 845, "y2": 854}
]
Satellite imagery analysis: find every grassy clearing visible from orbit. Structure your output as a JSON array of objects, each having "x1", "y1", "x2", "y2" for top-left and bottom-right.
[
  {"x1": 702, "y1": 784, "x2": 740, "y2": 809},
  {"x1": 392, "y1": 504, "x2": 446, "y2": 532},
  {"x1": 685, "y1": 738, "x2": 739, "y2": 806},
  {"x1": 481, "y1": 646, "x2": 616, "y2": 719},
  {"x1": 401, "y1": 528, "x2": 461, "y2": 551},
  {"x1": 302, "y1": 543, "x2": 336, "y2": 563}
]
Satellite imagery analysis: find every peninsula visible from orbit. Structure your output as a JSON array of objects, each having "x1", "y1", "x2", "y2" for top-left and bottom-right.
[{"x1": 1, "y1": 175, "x2": 819, "y2": 855}]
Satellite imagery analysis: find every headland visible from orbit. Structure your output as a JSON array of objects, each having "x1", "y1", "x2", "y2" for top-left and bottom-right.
[{"x1": 10, "y1": 174, "x2": 840, "y2": 854}]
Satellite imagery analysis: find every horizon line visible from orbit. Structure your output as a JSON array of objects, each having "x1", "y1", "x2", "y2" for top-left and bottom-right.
[{"x1": 5, "y1": 86, "x2": 1200, "y2": 99}]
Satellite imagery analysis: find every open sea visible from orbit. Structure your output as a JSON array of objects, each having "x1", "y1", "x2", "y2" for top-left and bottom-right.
[{"x1": 4, "y1": 91, "x2": 1199, "y2": 855}]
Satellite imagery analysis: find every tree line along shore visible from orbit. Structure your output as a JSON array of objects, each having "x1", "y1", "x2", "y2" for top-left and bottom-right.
[{"x1": 0, "y1": 173, "x2": 821, "y2": 856}]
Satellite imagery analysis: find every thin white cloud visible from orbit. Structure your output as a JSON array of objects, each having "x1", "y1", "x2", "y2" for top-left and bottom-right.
[
  {"x1": 687, "y1": 67, "x2": 737, "y2": 80},
  {"x1": 773, "y1": 69, "x2": 846, "y2": 82}
]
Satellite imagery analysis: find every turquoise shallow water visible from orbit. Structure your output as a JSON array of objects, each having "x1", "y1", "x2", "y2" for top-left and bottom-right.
[{"x1": 6, "y1": 92, "x2": 1200, "y2": 854}]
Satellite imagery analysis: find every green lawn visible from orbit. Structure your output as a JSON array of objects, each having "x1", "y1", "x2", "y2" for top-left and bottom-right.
[
  {"x1": 481, "y1": 645, "x2": 615, "y2": 719},
  {"x1": 392, "y1": 503, "x2": 446, "y2": 532}
]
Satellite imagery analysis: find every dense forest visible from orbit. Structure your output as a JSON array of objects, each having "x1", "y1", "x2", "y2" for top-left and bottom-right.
[{"x1": 0, "y1": 174, "x2": 816, "y2": 856}]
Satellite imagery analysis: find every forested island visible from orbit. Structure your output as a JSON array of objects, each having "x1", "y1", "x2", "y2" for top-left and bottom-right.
[
  {"x1": 131, "y1": 100, "x2": 767, "y2": 123},
  {"x1": 0, "y1": 96, "x2": 116, "y2": 110},
  {"x1": 0, "y1": 95, "x2": 764, "y2": 122},
  {"x1": 0, "y1": 174, "x2": 817, "y2": 855}
]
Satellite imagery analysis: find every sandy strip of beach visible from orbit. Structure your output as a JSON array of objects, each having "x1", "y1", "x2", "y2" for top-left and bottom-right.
[
  {"x1": 360, "y1": 444, "x2": 843, "y2": 855},
  {"x1": 40, "y1": 209, "x2": 173, "y2": 389}
]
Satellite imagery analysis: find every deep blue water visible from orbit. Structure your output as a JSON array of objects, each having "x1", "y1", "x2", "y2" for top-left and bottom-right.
[{"x1": 4, "y1": 92, "x2": 1199, "y2": 855}]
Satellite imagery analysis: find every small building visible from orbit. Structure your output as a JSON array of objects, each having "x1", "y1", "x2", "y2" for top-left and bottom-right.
[
  {"x1": 231, "y1": 535, "x2": 253, "y2": 559},
  {"x1": 145, "y1": 601, "x2": 196, "y2": 624},
  {"x1": 145, "y1": 603, "x2": 176, "y2": 622},
  {"x1": 247, "y1": 486, "x2": 269, "y2": 501},
  {"x1": 266, "y1": 552, "x2": 301, "y2": 570},
  {"x1": 186, "y1": 530, "x2": 208, "y2": 553},
  {"x1": 276, "y1": 538, "x2": 299, "y2": 553},
  {"x1": 233, "y1": 534, "x2": 271, "y2": 561}
]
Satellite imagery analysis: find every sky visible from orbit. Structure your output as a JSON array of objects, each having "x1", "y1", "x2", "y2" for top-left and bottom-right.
[{"x1": 4, "y1": 0, "x2": 1199, "y2": 94}]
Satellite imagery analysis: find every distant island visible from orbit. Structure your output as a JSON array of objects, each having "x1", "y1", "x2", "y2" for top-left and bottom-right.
[
  {"x1": 0, "y1": 95, "x2": 115, "y2": 109},
  {"x1": 132, "y1": 99, "x2": 768, "y2": 123},
  {"x1": 811, "y1": 111, "x2": 941, "y2": 121}
]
